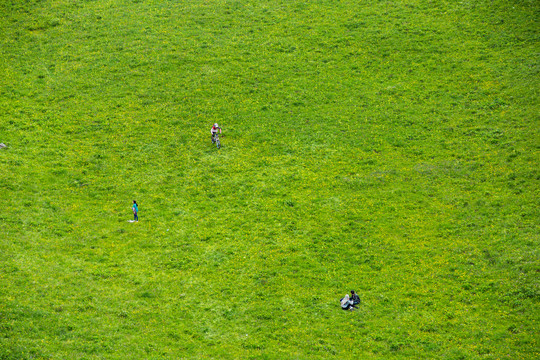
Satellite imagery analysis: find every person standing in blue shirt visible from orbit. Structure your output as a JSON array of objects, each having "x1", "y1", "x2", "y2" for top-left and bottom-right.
[{"x1": 132, "y1": 200, "x2": 139, "y2": 222}]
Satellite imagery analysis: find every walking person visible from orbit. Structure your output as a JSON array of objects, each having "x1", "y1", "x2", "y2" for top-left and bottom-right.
[
  {"x1": 132, "y1": 200, "x2": 139, "y2": 222},
  {"x1": 211, "y1": 123, "x2": 221, "y2": 144}
]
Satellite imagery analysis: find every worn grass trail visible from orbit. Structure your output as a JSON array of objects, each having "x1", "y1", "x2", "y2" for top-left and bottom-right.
[{"x1": 0, "y1": 0, "x2": 538, "y2": 359}]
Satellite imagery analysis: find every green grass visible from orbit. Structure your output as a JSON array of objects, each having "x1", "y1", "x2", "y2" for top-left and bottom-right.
[{"x1": 0, "y1": 0, "x2": 538, "y2": 358}]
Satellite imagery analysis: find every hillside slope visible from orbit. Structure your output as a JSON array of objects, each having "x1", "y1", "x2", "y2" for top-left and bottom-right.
[{"x1": 0, "y1": 0, "x2": 538, "y2": 359}]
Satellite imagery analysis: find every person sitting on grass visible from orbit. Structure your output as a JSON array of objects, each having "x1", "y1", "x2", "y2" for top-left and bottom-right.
[
  {"x1": 350, "y1": 290, "x2": 360, "y2": 307},
  {"x1": 340, "y1": 294, "x2": 354, "y2": 311}
]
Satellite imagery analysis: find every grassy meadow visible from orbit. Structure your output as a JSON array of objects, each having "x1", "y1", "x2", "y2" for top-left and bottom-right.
[{"x1": 0, "y1": 0, "x2": 538, "y2": 358}]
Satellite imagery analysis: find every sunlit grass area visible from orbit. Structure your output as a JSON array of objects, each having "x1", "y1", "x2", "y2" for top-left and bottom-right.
[{"x1": 0, "y1": 0, "x2": 538, "y2": 358}]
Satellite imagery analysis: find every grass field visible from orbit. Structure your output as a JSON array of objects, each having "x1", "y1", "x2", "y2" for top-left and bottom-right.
[{"x1": 0, "y1": 0, "x2": 538, "y2": 358}]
